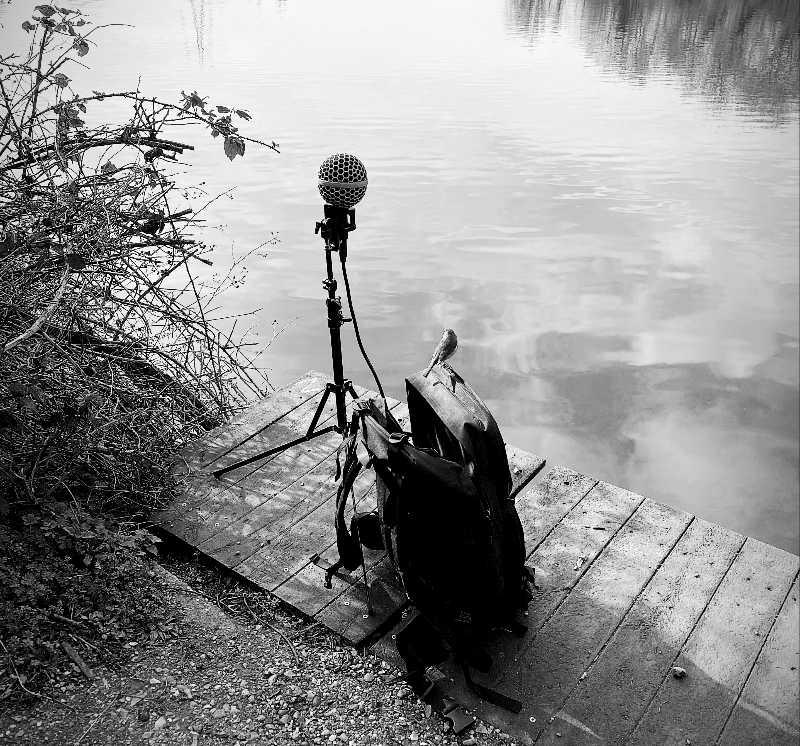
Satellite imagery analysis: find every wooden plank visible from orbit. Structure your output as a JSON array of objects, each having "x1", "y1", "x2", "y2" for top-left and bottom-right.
[
  {"x1": 189, "y1": 389, "x2": 396, "y2": 560},
  {"x1": 627, "y1": 538, "x2": 800, "y2": 746},
  {"x1": 372, "y1": 464, "x2": 604, "y2": 707},
  {"x1": 718, "y1": 575, "x2": 800, "y2": 746},
  {"x1": 152, "y1": 471, "x2": 220, "y2": 543},
  {"x1": 515, "y1": 466, "x2": 598, "y2": 553},
  {"x1": 276, "y1": 438, "x2": 541, "y2": 627},
  {"x1": 178, "y1": 370, "x2": 329, "y2": 469},
  {"x1": 537, "y1": 517, "x2": 745, "y2": 744},
  {"x1": 265, "y1": 483, "x2": 385, "y2": 618},
  {"x1": 441, "y1": 479, "x2": 645, "y2": 708},
  {"x1": 313, "y1": 555, "x2": 407, "y2": 648},
  {"x1": 230, "y1": 452, "x2": 381, "y2": 590},
  {"x1": 478, "y1": 497, "x2": 691, "y2": 741},
  {"x1": 260, "y1": 405, "x2": 413, "y2": 615},
  {"x1": 154, "y1": 372, "x2": 333, "y2": 536},
  {"x1": 505, "y1": 445, "x2": 546, "y2": 497},
  {"x1": 259, "y1": 401, "x2": 411, "y2": 593}
]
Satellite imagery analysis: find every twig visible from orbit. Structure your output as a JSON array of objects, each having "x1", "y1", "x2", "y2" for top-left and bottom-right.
[
  {"x1": 69, "y1": 633, "x2": 100, "y2": 653},
  {"x1": 0, "y1": 638, "x2": 75, "y2": 710},
  {"x1": 49, "y1": 612, "x2": 87, "y2": 628},
  {"x1": 241, "y1": 595, "x2": 299, "y2": 666},
  {"x1": 288, "y1": 621, "x2": 323, "y2": 640},
  {"x1": 3, "y1": 264, "x2": 71, "y2": 352},
  {"x1": 61, "y1": 640, "x2": 94, "y2": 680}
]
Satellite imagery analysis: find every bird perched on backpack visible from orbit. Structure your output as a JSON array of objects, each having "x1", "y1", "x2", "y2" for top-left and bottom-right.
[{"x1": 423, "y1": 328, "x2": 458, "y2": 376}]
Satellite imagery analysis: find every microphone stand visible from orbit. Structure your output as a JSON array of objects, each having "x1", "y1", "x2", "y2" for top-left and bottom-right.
[{"x1": 213, "y1": 204, "x2": 359, "y2": 478}]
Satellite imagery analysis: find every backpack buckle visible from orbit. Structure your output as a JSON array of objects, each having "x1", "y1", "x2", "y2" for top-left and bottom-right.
[
  {"x1": 388, "y1": 432, "x2": 408, "y2": 446},
  {"x1": 441, "y1": 698, "x2": 474, "y2": 734}
]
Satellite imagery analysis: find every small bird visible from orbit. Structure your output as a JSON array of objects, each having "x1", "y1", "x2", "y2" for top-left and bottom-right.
[{"x1": 423, "y1": 328, "x2": 458, "y2": 377}]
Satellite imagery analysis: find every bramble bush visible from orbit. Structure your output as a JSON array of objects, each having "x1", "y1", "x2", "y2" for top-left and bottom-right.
[{"x1": 0, "y1": 4, "x2": 277, "y2": 700}]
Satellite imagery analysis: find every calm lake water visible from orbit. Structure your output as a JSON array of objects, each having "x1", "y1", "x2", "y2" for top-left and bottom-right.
[{"x1": 2, "y1": 0, "x2": 798, "y2": 553}]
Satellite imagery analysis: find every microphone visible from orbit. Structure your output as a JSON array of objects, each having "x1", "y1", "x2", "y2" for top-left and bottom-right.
[{"x1": 318, "y1": 153, "x2": 368, "y2": 208}]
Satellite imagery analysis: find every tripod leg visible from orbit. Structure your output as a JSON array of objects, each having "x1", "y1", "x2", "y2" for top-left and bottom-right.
[
  {"x1": 304, "y1": 383, "x2": 334, "y2": 439},
  {"x1": 344, "y1": 380, "x2": 359, "y2": 400}
]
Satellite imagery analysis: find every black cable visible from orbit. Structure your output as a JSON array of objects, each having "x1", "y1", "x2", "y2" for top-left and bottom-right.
[{"x1": 340, "y1": 258, "x2": 385, "y2": 398}]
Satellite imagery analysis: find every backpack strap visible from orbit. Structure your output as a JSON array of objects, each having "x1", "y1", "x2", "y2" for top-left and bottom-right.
[
  {"x1": 459, "y1": 661, "x2": 522, "y2": 714},
  {"x1": 393, "y1": 615, "x2": 475, "y2": 734},
  {"x1": 327, "y1": 426, "x2": 366, "y2": 584}
]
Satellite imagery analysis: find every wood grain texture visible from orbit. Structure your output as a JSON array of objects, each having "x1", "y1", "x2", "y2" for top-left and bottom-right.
[
  {"x1": 717, "y1": 575, "x2": 799, "y2": 746},
  {"x1": 194, "y1": 387, "x2": 393, "y2": 564},
  {"x1": 538, "y1": 517, "x2": 745, "y2": 745},
  {"x1": 178, "y1": 371, "x2": 329, "y2": 469},
  {"x1": 627, "y1": 538, "x2": 800, "y2": 746},
  {"x1": 506, "y1": 446, "x2": 546, "y2": 498},
  {"x1": 515, "y1": 466, "x2": 598, "y2": 555},
  {"x1": 313, "y1": 555, "x2": 407, "y2": 647},
  {"x1": 450, "y1": 479, "x2": 645, "y2": 706},
  {"x1": 478, "y1": 497, "x2": 691, "y2": 741},
  {"x1": 156, "y1": 371, "x2": 334, "y2": 538}
]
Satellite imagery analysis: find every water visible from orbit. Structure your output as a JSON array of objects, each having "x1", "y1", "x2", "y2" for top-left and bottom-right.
[{"x1": 2, "y1": 0, "x2": 798, "y2": 553}]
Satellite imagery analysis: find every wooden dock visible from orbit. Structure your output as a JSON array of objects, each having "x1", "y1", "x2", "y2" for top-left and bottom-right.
[{"x1": 153, "y1": 371, "x2": 799, "y2": 746}]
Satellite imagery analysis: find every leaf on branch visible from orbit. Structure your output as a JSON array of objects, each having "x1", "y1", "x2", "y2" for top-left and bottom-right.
[
  {"x1": 22, "y1": 21, "x2": 36, "y2": 32},
  {"x1": 76, "y1": 19, "x2": 87, "y2": 26},
  {"x1": 53, "y1": 73, "x2": 71, "y2": 87},
  {"x1": 69, "y1": 117, "x2": 85, "y2": 128},
  {"x1": 73, "y1": 38, "x2": 89, "y2": 56},
  {"x1": 35, "y1": 5, "x2": 56, "y2": 17},
  {"x1": 92, "y1": 90, "x2": 106, "y2": 100},
  {"x1": 223, "y1": 136, "x2": 245, "y2": 161},
  {"x1": 65, "y1": 253, "x2": 86, "y2": 270},
  {"x1": 216, "y1": 105, "x2": 230, "y2": 113},
  {"x1": 235, "y1": 109, "x2": 252, "y2": 121},
  {"x1": 101, "y1": 161, "x2": 117, "y2": 175}
]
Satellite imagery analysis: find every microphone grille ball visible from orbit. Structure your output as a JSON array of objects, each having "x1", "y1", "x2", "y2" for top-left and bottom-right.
[{"x1": 318, "y1": 153, "x2": 368, "y2": 208}]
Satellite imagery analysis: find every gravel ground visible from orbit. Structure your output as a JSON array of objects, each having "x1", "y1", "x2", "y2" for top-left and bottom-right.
[{"x1": 0, "y1": 552, "x2": 520, "y2": 746}]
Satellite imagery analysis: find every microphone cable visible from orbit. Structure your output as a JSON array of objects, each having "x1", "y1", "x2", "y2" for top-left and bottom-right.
[{"x1": 340, "y1": 257, "x2": 385, "y2": 399}]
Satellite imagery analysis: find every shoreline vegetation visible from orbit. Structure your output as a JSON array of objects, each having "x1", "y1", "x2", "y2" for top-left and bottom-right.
[{"x1": 0, "y1": 5, "x2": 278, "y2": 703}]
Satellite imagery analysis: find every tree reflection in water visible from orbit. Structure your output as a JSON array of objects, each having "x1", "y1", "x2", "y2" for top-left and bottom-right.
[{"x1": 507, "y1": 0, "x2": 799, "y2": 124}]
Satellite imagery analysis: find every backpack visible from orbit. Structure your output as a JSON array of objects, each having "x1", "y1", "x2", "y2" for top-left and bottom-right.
[{"x1": 324, "y1": 365, "x2": 534, "y2": 723}]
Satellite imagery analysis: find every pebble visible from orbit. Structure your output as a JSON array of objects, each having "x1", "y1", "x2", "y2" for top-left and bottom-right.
[
  {"x1": 212, "y1": 709, "x2": 226, "y2": 719},
  {"x1": 363, "y1": 672, "x2": 375, "y2": 683},
  {"x1": 462, "y1": 739, "x2": 476, "y2": 746},
  {"x1": 153, "y1": 716, "x2": 167, "y2": 730}
]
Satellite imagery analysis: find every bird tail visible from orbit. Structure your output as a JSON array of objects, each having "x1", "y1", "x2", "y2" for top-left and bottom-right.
[{"x1": 423, "y1": 360, "x2": 435, "y2": 377}]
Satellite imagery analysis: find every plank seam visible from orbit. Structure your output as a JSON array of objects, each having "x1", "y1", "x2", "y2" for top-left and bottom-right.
[
  {"x1": 185, "y1": 388, "x2": 390, "y2": 538},
  {"x1": 214, "y1": 395, "x2": 338, "y2": 487},
  {"x1": 712, "y1": 567, "x2": 800, "y2": 746},
  {"x1": 496, "y1": 487, "x2": 645, "y2": 690},
  {"x1": 523, "y1": 475, "x2": 599, "y2": 559},
  {"x1": 200, "y1": 441, "x2": 346, "y2": 553},
  {"x1": 621, "y1": 532, "x2": 749, "y2": 746},
  {"x1": 202, "y1": 377, "x2": 329, "y2": 467},
  {"x1": 532, "y1": 511, "x2": 695, "y2": 745},
  {"x1": 250, "y1": 481, "x2": 380, "y2": 588}
]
